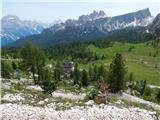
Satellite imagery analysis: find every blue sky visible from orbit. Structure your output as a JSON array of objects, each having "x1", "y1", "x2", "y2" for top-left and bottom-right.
[{"x1": 1, "y1": 0, "x2": 159, "y2": 23}]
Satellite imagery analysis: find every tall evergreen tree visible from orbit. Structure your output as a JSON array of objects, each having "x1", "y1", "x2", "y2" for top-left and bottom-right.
[
  {"x1": 107, "y1": 53, "x2": 126, "y2": 93},
  {"x1": 98, "y1": 64, "x2": 106, "y2": 78},
  {"x1": 88, "y1": 65, "x2": 94, "y2": 81},
  {"x1": 129, "y1": 72, "x2": 133, "y2": 82},
  {"x1": 73, "y1": 63, "x2": 80, "y2": 85},
  {"x1": 39, "y1": 68, "x2": 56, "y2": 94},
  {"x1": 81, "y1": 69, "x2": 89, "y2": 86},
  {"x1": 20, "y1": 42, "x2": 46, "y2": 84},
  {"x1": 93, "y1": 65, "x2": 98, "y2": 80},
  {"x1": 54, "y1": 62, "x2": 64, "y2": 81},
  {"x1": 12, "y1": 61, "x2": 17, "y2": 70}
]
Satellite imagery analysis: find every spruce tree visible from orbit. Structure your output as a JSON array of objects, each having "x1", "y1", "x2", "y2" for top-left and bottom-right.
[
  {"x1": 12, "y1": 61, "x2": 17, "y2": 70},
  {"x1": 73, "y1": 63, "x2": 80, "y2": 85},
  {"x1": 39, "y1": 68, "x2": 56, "y2": 94},
  {"x1": 108, "y1": 53, "x2": 126, "y2": 93},
  {"x1": 81, "y1": 69, "x2": 89, "y2": 86},
  {"x1": 88, "y1": 65, "x2": 94, "y2": 81},
  {"x1": 98, "y1": 64, "x2": 106, "y2": 78},
  {"x1": 129, "y1": 72, "x2": 133, "y2": 82},
  {"x1": 20, "y1": 42, "x2": 46, "y2": 84},
  {"x1": 54, "y1": 62, "x2": 63, "y2": 81},
  {"x1": 93, "y1": 65, "x2": 98, "y2": 80}
]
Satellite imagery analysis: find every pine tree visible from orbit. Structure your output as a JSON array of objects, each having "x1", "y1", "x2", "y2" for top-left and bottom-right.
[
  {"x1": 88, "y1": 65, "x2": 94, "y2": 81},
  {"x1": 12, "y1": 61, "x2": 17, "y2": 70},
  {"x1": 81, "y1": 69, "x2": 89, "y2": 86},
  {"x1": 101, "y1": 55, "x2": 106, "y2": 60},
  {"x1": 20, "y1": 42, "x2": 46, "y2": 84},
  {"x1": 73, "y1": 63, "x2": 80, "y2": 85},
  {"x1": 39, "y1": 68, "x2": 56, "y2": 94},
  {"x1": 156, "y1": 90, "x2": 160, "y2": 102},
  {"x1": 93, "y1": 65, "x2": 98, "y2": 80},
  {"x1": 129, "y1": 72, "x2": 133, "y2": 82},
  {"x1": 94, "y1": 53, "x2": 98, "y2": 60},
  {"x1": 107, "y1": 53, "x2": 126, "y2": 93},
  {"x1": 98, "y1": 64, "x2": 106, "y2": 78},
  {"x1": 54, "y1": 62, "x2": 64, "y2": 81}
]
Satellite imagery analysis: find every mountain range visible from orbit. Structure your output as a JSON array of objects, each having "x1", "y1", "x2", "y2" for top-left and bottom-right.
[
  {"x1": 2, "y1": 8, "x2": 160, "y2": 48},
  {"x1": 0, "y1": 15, "x2": 51, "y2": 46}
]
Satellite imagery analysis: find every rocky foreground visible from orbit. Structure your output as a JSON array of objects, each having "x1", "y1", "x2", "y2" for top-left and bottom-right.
[{"x1": 0, "y1": 103, "x2": 158, "y2": 120}]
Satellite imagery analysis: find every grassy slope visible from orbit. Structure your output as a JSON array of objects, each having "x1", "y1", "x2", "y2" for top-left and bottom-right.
[{"x1": 80, "y1": 41, "x2": 160, "y2": 85}]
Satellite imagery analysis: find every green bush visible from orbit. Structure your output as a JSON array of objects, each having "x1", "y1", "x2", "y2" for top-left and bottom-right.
[
  {"x1": 143, "y1": 87, "x2": 156, "y2": 102},
  {"x1": 107, "y1": 96, "x2": 117, "y2": 103},
  {"x1": 127, "y1": 80, "x2": 146, "y2": 96},
  {"x1": 41, "y1": 80, "x2": 57, "y2": 94},
  {"x1": 144, "y1": 87, "x2": 152, "y2": 97},
  {"x1": 156, "y1": 90, "x2": 160, "y2": 102},
  {"x1": 39, "y1": 68, "x2": 57, "y2": 94},
  {"x1": 1, "y1": 60, "x2": 13, "y2": 78},
  {"x1": 86, "y1": 87, "x2": 99, "y2": 100}
]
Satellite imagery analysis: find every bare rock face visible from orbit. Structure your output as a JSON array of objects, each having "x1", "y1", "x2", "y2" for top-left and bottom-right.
[
  {"x1": 45, "y1": 8, "x2": 152, "y2": 34},
  {"x1": 0, "y1": 103, "x2": 158, "y2": 120},
  {"x1": 148, "y1": 13, "x2": 160, "y2": 37}
]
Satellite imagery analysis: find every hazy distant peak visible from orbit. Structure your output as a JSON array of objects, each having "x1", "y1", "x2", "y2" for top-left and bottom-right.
[
  {"x1": 135, "y1": 8, "x2": 151, "y2": 17},
  {"x1": 78, "y1": 10, "x2": 107, "y2": 22},
  {"x1": 2, "y1": 15, "x2": 20, "y2": 22}
]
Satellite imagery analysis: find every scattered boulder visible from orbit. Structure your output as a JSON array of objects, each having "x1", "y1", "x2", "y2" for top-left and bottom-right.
[
  {"x1": 26, "y1": 85, "x2": 43, "y2": 91},
  {"x1": 85, "y1": 100, "x2": 94, "y2": 107},
  {"x1": 44, "y1": 98, "x2": 49, "y2": 102},
  {"x1": 94, "y1": 94, "x2": 106, "y2": 104},
  {"x1": 38, "y1": 101, "x2": 44, "y2": 105}
]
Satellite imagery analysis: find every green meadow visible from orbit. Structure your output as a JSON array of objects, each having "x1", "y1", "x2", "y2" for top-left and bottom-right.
[{"x1": 79, "y1": 41, "x2": 160, "y2": 85}]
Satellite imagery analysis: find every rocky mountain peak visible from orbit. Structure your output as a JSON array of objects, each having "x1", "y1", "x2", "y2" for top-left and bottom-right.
[
  {"x1": 1, "y1": 15, "x2": 20, "y2": 22},
  {"x1": 148, "y1": 13, "x2": 160, "y2": 37},
  {"x1": 89, "y1": 10, "x2": 106, "y2": 19},
  {"x1": 78, "y1": 10, "x2": 106, "y2": 22},
  {"x1": 1, "y1": 15, "x2": 52, "y2": 46},
  {"x1": 134, "y1": 8, "x2": 151, "y2": 18}
]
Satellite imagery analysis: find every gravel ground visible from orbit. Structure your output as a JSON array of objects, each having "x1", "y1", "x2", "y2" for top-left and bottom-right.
[
  {"x1": 2, "y1": 93, "x2": 25, "y2": 102},
  {"x1": 0, "y1": 103, "x2": 158, "y2": 120},
  {"x1": 120, "y1": 93, "x2": 160, "y2": 111},
  {"x1": 51, "y1": 90, "x2": 86, "y2": 100}
]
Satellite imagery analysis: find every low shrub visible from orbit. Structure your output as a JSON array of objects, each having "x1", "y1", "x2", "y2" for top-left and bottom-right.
[
  {"x1": 85, "y1": 87, "x2": 100, "y2": 100},
  {"x1": 13, "y1": 83, "x2": 24, "y2": 91}
]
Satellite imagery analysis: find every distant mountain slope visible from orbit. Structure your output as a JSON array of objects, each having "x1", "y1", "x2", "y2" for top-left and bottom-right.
[
  {"x1": 0, "y1": 15, "x2": 51, "y2": 46},
  {"x1": 6, "y1": 8, "x2": 154, "y2": 48},
  {"x1": 148, "y1": 14, "x2": 160, "y2": 37}
]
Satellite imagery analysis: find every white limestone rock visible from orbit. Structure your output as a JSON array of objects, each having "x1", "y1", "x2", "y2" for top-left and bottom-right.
[{"x1": 0, "y1": 103, "x2": 157, "y2": 120}]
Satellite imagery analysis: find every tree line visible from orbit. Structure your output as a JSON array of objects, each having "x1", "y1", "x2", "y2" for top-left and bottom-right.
[{"x1": 2, "y1": 42, "x2": 126, "y2": 94}]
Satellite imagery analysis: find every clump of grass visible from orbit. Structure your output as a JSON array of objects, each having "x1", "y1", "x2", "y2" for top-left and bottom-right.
[
  {"x1": 106, "y1": 95, "x2": 118, "y2": 103},
  {"x1": 13, "y1": 83, "x2": 24, "y2": 91}
]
